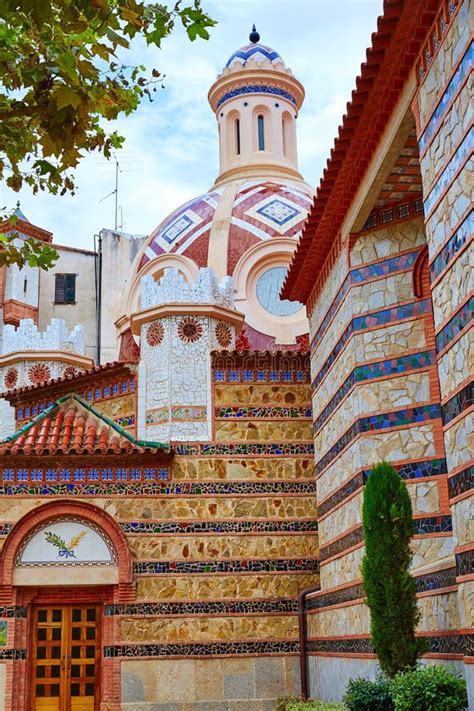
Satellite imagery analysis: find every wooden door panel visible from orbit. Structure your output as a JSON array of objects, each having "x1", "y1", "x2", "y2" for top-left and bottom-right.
[{"x1": 31, "y1": 605, "x2": 100, "y2": 711}]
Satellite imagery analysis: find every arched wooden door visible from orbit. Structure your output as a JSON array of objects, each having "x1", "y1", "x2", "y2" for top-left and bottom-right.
[{"x1": 30, "y1": 604, "x2": 101, "y2": 711}]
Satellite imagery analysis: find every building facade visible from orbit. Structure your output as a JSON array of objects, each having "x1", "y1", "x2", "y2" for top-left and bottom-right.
[
  {"x1": 284, "y1": 0, "x2": 473, "y2": 704},
  {"x1": 0, "y1": 2, "x2": 471, "y2": 709}
]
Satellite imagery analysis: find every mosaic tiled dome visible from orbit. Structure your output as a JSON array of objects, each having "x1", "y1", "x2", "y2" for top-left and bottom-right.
[
  {"x1": 225, "y1": 43, "x2": 284, "y2": 69},
  {"x1": 138, "y1": 180, "x2": 312, "y2": 275}
]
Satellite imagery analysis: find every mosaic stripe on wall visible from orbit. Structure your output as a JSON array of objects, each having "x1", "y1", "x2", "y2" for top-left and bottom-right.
[
  {"x1": 423, "y1": 127, "x2": 473, "y2": 216},
  {"x1": 313, "y1": 299, "x2": 431, "y2": 389},
  {"x1": 315, "y1": 404, "x2": 441, "y2": 474},
  {"x1": 133, "y1": 559, "x2": 319, "y2": 575},
  {"x1": 435, "y1": 296, "x2": 473, "y2": 353},
  {"x1": 430, "y1": 210, "x2": 473, "y2": 280}
]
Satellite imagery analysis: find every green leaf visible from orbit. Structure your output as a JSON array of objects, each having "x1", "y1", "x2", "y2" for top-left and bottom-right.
[{"x1": 55, "y1": 86, "x2": 82, "y2": 110}]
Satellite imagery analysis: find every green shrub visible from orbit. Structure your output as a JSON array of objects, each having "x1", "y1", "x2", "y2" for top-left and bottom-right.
[
  {"x1": 343, "y1": 674, "x2": 393, "y2": 710},
  {"x1": 391, "y1": 665, "x2": 468, "y2": 710}
]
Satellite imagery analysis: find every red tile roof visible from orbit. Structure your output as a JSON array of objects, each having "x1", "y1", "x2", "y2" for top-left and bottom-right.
[
  {"x1": 282, "y1": 0, "x2": 442, "y2": 303},
  {"x1": 0, "y1": 395, "x2": 169, "y2": 456}
]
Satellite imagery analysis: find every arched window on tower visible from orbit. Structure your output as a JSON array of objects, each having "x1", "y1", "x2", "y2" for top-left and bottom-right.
[
  {"x1": 235, "y1": 118, "x2": 241, "y2": 155},
  {"x1": 282, "y1": 115, "x2": 289, "y2": 156},
  {"x1": 257, "y1": 114, "x2": 265, "y2": 150}
]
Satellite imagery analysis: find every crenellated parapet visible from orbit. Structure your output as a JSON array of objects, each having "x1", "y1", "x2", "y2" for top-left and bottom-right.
[
  {"x1": 140, "y1": 267, "x2": 234, "y2": 311},
  {"x1": 0, "y1": 317, "x2": 94, "y2": 394}
]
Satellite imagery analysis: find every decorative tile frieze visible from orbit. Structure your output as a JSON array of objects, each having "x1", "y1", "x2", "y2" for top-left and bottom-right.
[
  {"x1": 448, "y1": 465, "x2": 473, "y2": 499},
  {"x1": 105, "y1": 599, "x2": 299, "y2": 617},
  {"x1": 419, "y1": 42, "x2": 474, "y2": 154},
  {"x1": 442, "y1": 381, "x2": 473, "y2": 425},
  {"x1": 314, "y1": 350, "x2": 435, "y2": 433},
  {"x1": 213, "y1": 369, "x2": 309, "y2": 383},
  {"x1": 455, "y1": 549, "x2": 473, "y2": 577},
  {"x1": 313, "y1": 299, "x2": 431, "y2": 389},
  {"x1": 216, "y1": 84, "x2": 297, "y2": 109},
  {"x1": 120, "y1": 520, "x2": 318, "y2": 535},
  {"x1": 133, "y1": 558, "x2": 319, "y2": 575},
  {"x1": 15, "y1": 376, "x2": 136, "y2": 421},
  {"x1": 435, "y1": 296, "x2": 473, "y2": 353},
  {"x1": 424, "y1": 126, "x2": 473, "y2": 216},
  {"x1": 176, "y1": 443, "x2": 314, "y2": 456},
  {"x1": 0, "y1": 466, "x2": 169, "y2": 485},
  {"x1": 361, "y1": 199, "x2": 424, "y2": 233},
  {"x1": 216, "y1": 406, "x2": 312, "y2": 419},
  {"x1": 315, "y1": 404, "x2": 441, "y2": 474},
  {"x1": 104, "y1": 640, "x2": 299, "y2": 658},
  {"x1": 311, "y1": 251, "x2": 422, "y2": 349},
  {"x1": 430, "y1": 210, "x2": 473, "y2": 280}
]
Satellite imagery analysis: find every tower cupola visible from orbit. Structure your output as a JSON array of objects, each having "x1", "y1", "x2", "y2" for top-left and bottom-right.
[{"x1": 208, "y1": 28, "x2": 306, "y2": 187}]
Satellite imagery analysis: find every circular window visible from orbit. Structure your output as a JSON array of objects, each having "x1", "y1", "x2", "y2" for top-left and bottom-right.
[{"x1": 256, "y1": 267, "x2": 303, "y2": 316}]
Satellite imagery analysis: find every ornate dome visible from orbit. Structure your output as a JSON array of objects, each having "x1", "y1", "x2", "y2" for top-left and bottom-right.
[
  {"x1": 138, "y1": 180, "x2": 312, "y2": 275},
  {"x1": 225, "y1": 43, "x2": 284, "y2": 69}
]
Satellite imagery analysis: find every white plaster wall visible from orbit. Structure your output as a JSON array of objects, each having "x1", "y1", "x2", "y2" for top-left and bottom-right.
[{"x1": 4, "y1": 259, "x2": 39, "y2": 308}]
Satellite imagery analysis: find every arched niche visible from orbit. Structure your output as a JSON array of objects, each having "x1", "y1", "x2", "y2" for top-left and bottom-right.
[{"x1": 0, "y1": 501, "x2": 133, "y2": 590}]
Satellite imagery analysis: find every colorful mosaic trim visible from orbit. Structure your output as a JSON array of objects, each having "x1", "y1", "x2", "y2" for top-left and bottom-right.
[
  {"x1": 317, "y1": 459, "x2": 447, "y2": 518},
  {"x1": 307, "y1": 635, "x2": 472, "y2": 656},
  {"x1": 175, "y1": 443, "x2": 314, "y2": 456},
  {"x1": 104, "y1": 640, "x2": 299, "y2": 658},
  {"x1": 419, "y1": 42, "x2": 474, "y2": 154},
  {"x1": 320, "y1": 516, "x2": 452, "y2": 561},
  {"x1": 105, "y1": 599, "x2": 298, "y2": 617},
  {"x1": 0, "y1": 524, "x2": 12, "y2": 535},
  {"x1": 120, "y1": 520, "x2": 318, "y2": 535},
  {"x1": 216, "y1": 84, "x2": 297, "y2": 109},
  {"x1": 305, "y1": 567, "x2": 456, "y2": 611},
  {"x1": 436, "y1": 296, "x2": 473, "y2": 353},
  {"x1": 456, "y1": 549, "x2": 473, "y2": 578},
  {"x1": 115, "y1": 414, "x2": 135, "y2": 428},
  {"x1": 313, "y1": 299, "x2": 431, "y2": 389},
  {"x1": 15, "y1": 376, "x2": 136, "y2": 421},
  {"x1": 315, "y1": 404, "x2": 441, "y2": 474},
  {"x1": 306, "y1": 639, "x2": 373, "y2": 654},
  {"x1": 133, "y1": 558, "x2": 319, "y2": 575},
  {"x1": 314, "y1": 350, "x2": 435, "y2": 433},
  {"x1": 0, "y1": 467, "x2": 169, "y2": 484},
  {"x1": 216, "y1": 406, "x2": 312, "y2": 419},
  {"x1": 448, "y1": 465, "x2": 473, "y2": 499},
  {"x1": 417, "y1": 0, "x2": 460, "y2": 83},
  {"x1": 0, "y1": 649, "x2": 26, "y2": 660},
  {"x1": 0, "y1": 606, "x2": 27, "y2": 619},
  {"x1": 430, "y1": 210, "x2": 473, "y2": 280},
  {"x1": 311, "y1": 250, "x2": 422, "y2": 349},
  {"x1": 415, "y1": 567, "x2": 457, "y2": 593},
  {"x1": 146, "y1": 406, "x2": 207, "y2": 425},
  {"x1": 424, "y1": 126, "x2": 473, "y2": 216},
  {"x1": 213, "y1": 369, "x2": 308, "y2": 383},
  {"x1": 361, "y1": 199, "x2": 424, "y2": 233},
  {"x1": 442, "y1": 381, "x2": 473, "y2": 425}
]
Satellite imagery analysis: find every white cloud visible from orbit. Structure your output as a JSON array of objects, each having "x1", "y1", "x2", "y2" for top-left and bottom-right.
[{"x1": 0, "y1": 0, "x2": 382, "y2": 249}]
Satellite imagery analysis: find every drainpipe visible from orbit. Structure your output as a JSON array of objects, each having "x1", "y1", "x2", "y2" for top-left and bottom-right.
[
  {"x1": 298, "y1": 584, "x2": 320, "y2": 700},
  {"x1": 93, "y1": 231, "x2": 103, "y2": 365}
]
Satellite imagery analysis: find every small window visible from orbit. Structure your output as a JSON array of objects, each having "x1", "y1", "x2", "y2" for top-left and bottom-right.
[
  {"x1": 257, "y1": 114, "x2": 265, "y2": 150},
  {"x1": 55, "y1": 274, "x2": 76, "y2": 304},
  {"x1": 235, "y1": 118, "x2": 241, "y2": 155}
]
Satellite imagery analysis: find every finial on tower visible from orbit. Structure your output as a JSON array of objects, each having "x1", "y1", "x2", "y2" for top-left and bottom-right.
[
  {"x1": 249, "y1": 24, "x2": 260, "y2": 44},
  {"x1": 16, "y1": 200, "x2": 20, "y2": 209}
]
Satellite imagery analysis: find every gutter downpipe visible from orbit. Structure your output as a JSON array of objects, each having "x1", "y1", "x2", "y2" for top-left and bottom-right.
[{"x1": 298, "y1": 584, "x2": 320, "y2": 700}]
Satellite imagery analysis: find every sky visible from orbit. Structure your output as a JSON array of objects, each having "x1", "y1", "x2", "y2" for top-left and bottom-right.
[{"x1": 1, "y1": 0, "x2": 383, "y2": 251}]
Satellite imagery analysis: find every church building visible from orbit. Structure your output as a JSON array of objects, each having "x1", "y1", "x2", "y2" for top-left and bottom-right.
[{"x1": 0, "y1": 0, "x2": 472, "y2": 709}]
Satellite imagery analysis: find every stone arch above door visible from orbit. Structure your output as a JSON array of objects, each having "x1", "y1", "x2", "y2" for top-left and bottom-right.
[{"x1": 0, "y1": 501, "x2": 133, "y2": 598}]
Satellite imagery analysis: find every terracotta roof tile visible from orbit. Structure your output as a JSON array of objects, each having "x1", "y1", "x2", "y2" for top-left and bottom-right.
[{"x1": 0, "y1": 394, "x2": 169, "y2": 456}]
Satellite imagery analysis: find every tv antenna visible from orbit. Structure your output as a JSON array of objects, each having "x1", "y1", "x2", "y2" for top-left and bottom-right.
[{"x1": 99, "y1": 153, "x2": 122, "y2": 230}]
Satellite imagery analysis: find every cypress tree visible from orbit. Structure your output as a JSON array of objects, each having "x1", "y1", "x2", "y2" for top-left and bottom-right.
[{"x1": 362, "y1": 460, "x2": 427, "y2": 677}]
